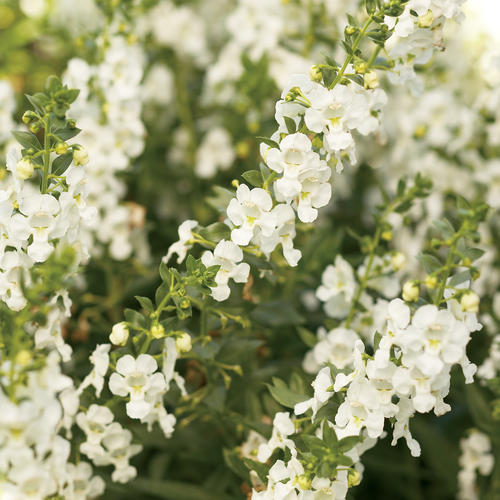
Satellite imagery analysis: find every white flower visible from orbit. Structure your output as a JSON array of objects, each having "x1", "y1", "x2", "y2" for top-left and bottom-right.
[
  {"x1": 77, "y1": 344, "x2": 111, "y2": 397},
  {"x1": 257, "y1": 412, "x2": 296, "y2": 462},
  {"x1": 109, "y1": 322, "x2": 129, "y2": 346},
  {"x1": 316, "y1": 256, "x2": 356, "y2": 318},
  {"x1": 201, "y1": 239, "x2": 250, "y2": 301},
  {"x1": 303, "y1": 327, "x2": 359, "y2": 373},
  {"x1": 458, "y1": 430, "x2": 494, "y2": 500},
  {"x1": 163, "y1": 219, "x2": 198, "y2": 264},
  {"x1": 109, "y1": 354, "x2": 167, "y2": 419},
  {"x1": 294, "y1": 366, "x2": 334, "y2": 418},
  {"x1": 227, "y1": 184, "x2": 276, "y2": 245},
  {"x1": 195, "y1": 127, "x2": 235, "y2": 178}
]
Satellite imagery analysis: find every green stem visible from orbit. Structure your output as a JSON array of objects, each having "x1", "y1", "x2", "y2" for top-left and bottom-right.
[
  {"x1": 41, "y1": 116, "x2": 51, "y2": 193},
  {"x1": 330, "y1": 15, "x2": 373, "y2": 89}
]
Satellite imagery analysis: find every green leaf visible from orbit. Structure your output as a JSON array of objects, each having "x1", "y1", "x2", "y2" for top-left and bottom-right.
[
  {"x1": 338, "y1": 435, "x2": 362, "y2": 453},
  {"x1": 257, "y1": 137, "x2": 280, "y2": 149},
  {"x1": 322, "y1": 424, "x2": 339, "y2": 449},
  {"x1": 223, "y1": 449, "x2": 251, "y2": 482},
  {"x1": 417, "y1": 253, "x2": 442, "y2": 273},
  {"x1": 135, "y1": 296, "x2": 154, "y2": 313},
  {"x1": 297, "y1": 326, "x2": 317, "y2": 348},
  {"x1": 52, "y1": 152, "x2": 73, "y2": 176},
  {"x1": 266, "y1": 377, "x2": 308, "y2": 409},
  {"x1": 159, "y1": 262, "x2": 172, "y2": 283},
  {"x1": 448, "y1": 270, "x2": 471, "y2": 288},
  {"x1": 463, "y1": 247, "x2": 485, "y2": 262},
  {"x1": 12, "y1": 131, "x2": 42, "y2": 151},
  {"x1": 199, "y1": 222, "x2": 231, "y2": 243},
  {"x1": 242, "y1": 458, "x2": 269, "y2": 484},
  {"x1": 242, "y1": 170, "x2": 263, "y2": 188},
  {"x1": 155, "y1": 282, "x2": 170, "y2": 306},
  {"x1": 284, "y1": 116, "x2": 297, "y2": 134},
  {"x1": 433, "y1": 218, "x2": 455, "y2": 239},
  {"x1": 53, "y1": 127, "x2": 81, "y2": 140},
  {"x1": 124, "y1": 308, "x2": 147, "y2": 328}
]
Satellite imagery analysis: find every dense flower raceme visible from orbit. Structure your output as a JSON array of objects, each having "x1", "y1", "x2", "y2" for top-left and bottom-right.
[
  {"x1": 165, "y1": 0, "x2": 466, "y2": 303},
  {"x1": 250, "y1": 289, "x2": 483, "y2": 498},
  {"x1": 0, "y1": 352, "x2": 105, "y2": 499},
  {"x1": 63, "y1": 31, "x2": 149, "y2": 262}
]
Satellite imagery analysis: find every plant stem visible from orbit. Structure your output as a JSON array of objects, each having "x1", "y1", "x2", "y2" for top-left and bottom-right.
[{"x1": 41, "y1": 116, "x2": 51, "y2": 193}]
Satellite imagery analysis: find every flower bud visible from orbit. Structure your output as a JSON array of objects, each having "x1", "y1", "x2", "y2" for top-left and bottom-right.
[
  {"x1": 55, "y1": 142, "x2": 68, "y2": 155},
  {"x1": 460, "y1": 291, "x2": 479, "y2": 313},
  {"x1": 16, "y1": 158, "x2": 35, "y2": 180},
  {"x1": 309, "y1": 65, "x2": 322, "y2": 82},
  {"x1": 15, "y1": 350, "x2": 32, "y2": 366},
  {"x1": 296, "y1": 475, "x2": 311, "y2": 490},
  {"x1": 424, "y1": 275, "x2": 438, "y2": 289},
  {"x1": 151, "y1": 323, "x2": 165, "y2": 339},
  {"x1": 22, "y1": 110, "x2": 37, "y2": 124},
  {"x1": 345, "y1": 25, "x2": 357, "y2": 36},
  {"x1": 176, "y1": 332, "x2": 192, "y2": 353},
  {"x1": 402, "y1": 281, "x2": 419, "y2": 302},
  {"x1": 418, "y1": 9, "x2": 434, "y2": 28},
  {"x1": 381, "y1": 230, "x2": 393, "y2": 241},
  {"x1": 73, "y1": 146, "x2": 89, "y2": 166},
  {"x1": 110, "y1": 322, "x2": 129, "y2": 346},
  {"x1": 348, "y1": 469, "x2": 361, "y2": 487},
  {"x1": 354, "y1": 60, "x2": 368, "y2": 74},
  {"x1": 364, "y1": 70, "x2": 379, "y2": 89},
  {"x1": 391, "y1": 252, "x2": 406, "y2": 271}
]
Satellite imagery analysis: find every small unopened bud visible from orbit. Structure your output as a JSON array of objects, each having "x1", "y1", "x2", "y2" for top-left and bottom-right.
[
  {"x1": 15, "y1": 350, "x2": 32, "y2": 366},
  {"x1": 391, "y1": 252, "x2": 406, "y2": 271},
  {"x1": 348, "y1": 469, "x2": 361, "y2": 487},
  {"x1": 55, "y1": 142, "x2": 68, "y2": 155},
  {"x1": 460, "y1": 291, "x2": 479, "y2": 313},
  {"x1": 236, "y1": 141, "x2": 250, "y2": 158},
  {"x1": 296, "y1": 475, "x2": 311, "y2": 490},
  {"x1": 16, "y1": 158, "x2": 35, "y2": 180},
  {"x1": 381, "y1": 230, "x2": 393, "y2": 241},
  {"x1": 110, "y1": 322, "x2": 129, "y2": 346},
  {"x1": 425, "y1": 275, "x2": 438, "y2": 289},
  {"x1": 29, "y1": 122, "x2": 40, "y2": 133},
  {"x1": 22, "y1": 110, "x2": 37, "y2": 124},
  {"x1": 346, "y1": 25, "x2": 357, "y2": 36},
  {"x1": 402, "y1": 281, "x2": 419, "y2": 302},
  {"x1": 364, "y1": 70, "x2": 379, "y2": 89},
  {"x1": 414, "y1": 124, "x2": 427, "y2": 138},
  {"x1": 354, "y1": 60, "x2": 368, "y2": 74},
  {"x1": 73, "y1": 146, "x2": 88, "y2": 166},
  {"x1": 151, "y1": 324, "x2": 165, "y2": 339},
  {"x1": 176, "y1": 332, "x2": 192, "y2": 353},
  {"x1": 309, "y1": 65, "x2": 322, "y2": 82},
  {"x1": 418, "y1": 9, "x2": 434, "y2": 28}
]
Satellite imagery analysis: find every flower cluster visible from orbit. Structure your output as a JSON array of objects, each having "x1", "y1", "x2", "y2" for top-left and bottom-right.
[
  {"x1": 0, "y1": 353, "x2": 104, "y2": 499},
  {"x1": 457, "y1": 430, "x2": 494, "y2": 500},
  {"x1": 63, "y1": 31, "x2": 149, "y2": 261}
]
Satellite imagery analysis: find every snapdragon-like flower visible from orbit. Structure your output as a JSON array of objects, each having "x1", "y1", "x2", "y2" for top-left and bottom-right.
[
  {"x1": 264, "y1": 132, "x2": 332, "y2": 223},
  {"x1": 109, "y1": 354, "x2": 167, "y2": 419},
  {"x1": 201, "y1": 239, "x2": 250, "y2": 301},
  {"x1": 316, "y1": 255, "x2": 357, "y2": 318},
  {"x1": 227, "y1": 184, "x2": 276, "y2": 245},
  {"x1": 163, "y1": 219, "x2": 198, "y2": 265}
]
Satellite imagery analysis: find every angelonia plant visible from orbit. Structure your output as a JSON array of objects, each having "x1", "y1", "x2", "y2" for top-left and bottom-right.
[{"x1": 1, "y1": 0, "x2": 500, "y2": 499}]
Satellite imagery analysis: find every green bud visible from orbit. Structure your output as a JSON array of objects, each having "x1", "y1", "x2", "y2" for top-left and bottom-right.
[
  {"x1": 309, "y1": 65, "x2": 323, "y2": 82},
  {"x1": 55, "y1": 142, "x2": 68, "y2": 155}
]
